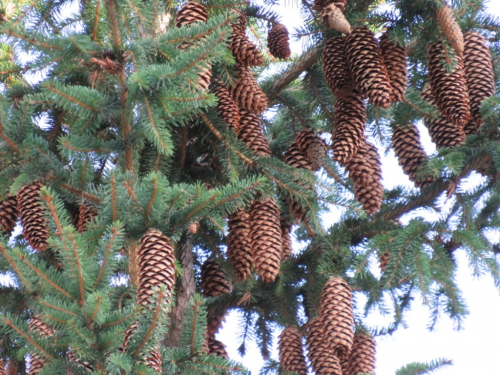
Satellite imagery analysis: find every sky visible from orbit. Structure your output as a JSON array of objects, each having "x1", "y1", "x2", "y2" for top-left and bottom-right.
[{"x1": 218, "y1": 1, "x2": 500, "y2": 374}]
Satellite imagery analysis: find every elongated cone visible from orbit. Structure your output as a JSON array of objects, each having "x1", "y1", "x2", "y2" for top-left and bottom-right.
[
  {"x1": 68, "y1": 351, "x2": 93, "y2": 373},
  {"x1": 207, "y1": 337, "x2": 228, "y2": 358},
  {"x1": 378, "y1": 250, "x2": 390, "y2": 272},
  {"x1": 296, "y1": 128, "x2": 327, "y2": 171},
  {"x1": 424, "y1": 117, "x2": 465, "y2": 148},
  {"x1": 6, "y1": 360, "x2": 17, "y2": 375},
  {"x1": 249, "y1": 198, "x2": 282, "y2": 283},
  {"x1": 420, "y1": 83, "x2": 437, "y2": 107},
  {"x1": 391, "y1": 123, "x2": 434, "y2": 188},
  {"x1": 281, "y1": 220, "x2": 293, "y2": 260},
  {"x1": 306, "y1": 317, "x2": 343, "y2": 375},
  {"x1": 332, "y1": 91, "x2": 366, "y2": 165},
  {"x1": 200, "y1": 258, "x2": 232, "y2": 297},
  {"x1": 145, "y1": 349, "x2": 162, "y2": 373},
  {"x1": 229, "y1": 64, "x2": 268, "y2": 114},
  {"x1": 268, "y1": 23, "x2": 291, "y2": 60},
  {"x1": 207, "y1": 313, "x2": 226, "y2": 337},
  {"x1": 323, "y1": 36, "x2": 353, "y2": 97},
  {"x1": 17, "y1": 183, "x2": 48, "y2": 252},
  {"x1": 320, "y1": 277, "x2": 354, "y2": 359},
  {"x1": 346, "y1": 27, "x2": 393, "y2": 109},
  {"x1": 175, "y1": 1, "x2": 208, "y2": 27},
  {"x1": 0, "y1": 196, "x2": 18, "y2": 235},
  {"x1": 380, "y1": 32, "x2": 408, "y2": 103},
  {"x1": 29, "y1": 316, "x2": 55, "y2": 375},
  {"x1": 321, "y1": 4, "x2": 351, "y2": 34},
  {"x1": 463, "y1": 32, "x2": 495, "y2": 133},
  {"x1": 238, "y1": 109, "x2": 271, "y2": 156},
  {"x1": 212, "y1": 80, "x2": 240, "y2": 131},
  {"x1": 436, "y1": 3, "x2": 464, "y2": 56},
  {"x1": 230, "y1": 28, "x2": 264, "y2": 67},
  {"x1": 278, "y1": 326, "x2": 308, "y2": 375},
  {"x1": 78, "y1": 204, "x2": 97, "y2": 233},
  {"x1": 345, "y1": 332, "x2": 376, "y2": 375},
  {"x1": 227, "y1": 209, "x2": 252, "y2": 281},
  {"x1": 353, "y1": 142, "x2": 383, "y2": 215},
  {"x1": 0, "y1": 359, "x2": 4, "y2": 375},
  {"x1": 427, "y1": 42, "x2": 470, "y2": 127}
]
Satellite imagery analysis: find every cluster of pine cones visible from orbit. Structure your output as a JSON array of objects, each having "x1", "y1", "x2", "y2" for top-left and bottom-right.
[{"x1": 279, "y1": 276, "x2": 376, "y2": 375}]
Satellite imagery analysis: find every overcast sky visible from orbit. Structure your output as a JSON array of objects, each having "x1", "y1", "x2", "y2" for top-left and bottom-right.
[{"x1": 219, "y1": 1, "x2": 500, "y2": 374}]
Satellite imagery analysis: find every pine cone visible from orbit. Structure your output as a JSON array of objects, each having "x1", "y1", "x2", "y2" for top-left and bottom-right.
[
  {"x1": 145, "y1": 348, "x2": 162, "y2": 373},
  {"x1": 320, "y1": 4, "x2": 351, "y2": 34},
  {"x1": 137, "y1": 229, "x2": 176, "y2": 308},
  {"x1": 207, "y1": 313, "x2": 227, "y2": 337},
  {"x1": 230, "y1": 30, "x2": 264, "y2": 67},
  {"x1": 320, "y1": 277, "x2": 354, "y2": 359},
  {"x1": 207, "y1": 337, "x2": 228, "y2": 358},
  {"x1": 391, "y1": 123, "x2": 434, "y2": 188},
  {"x1": 424, "y1": 117, "x2": 465, "y2": 148},
  {"x1": 436, "y1": 3, "x2": 464, "y2": 56},
  {"x1": 427, "y1": 42, "x2": 470, "y2": 127},
  {"x1": 463, "y1": 32, "x2": 495, "y2": 131},
  {"x1": 212, "y1": 80, "x2": 240, "y2": 131},
  {"x1": 346, "y1": 27, "x2": 393, "y2": 109},
  {"x1": 306, "y1": 317, "x2": 343, "y2": 375},
  {"x1": 227, "y1": 209, "x2": 252, "y2": 281},
  {"x1": 323, "y1": 36, "x2": 353, "y2": 97},
  {"x1": 313, "y1": 0, "x2": 346, "y2": 12},
  {"x1": 230, "y1": 9, "x2": 246, "y2": 36},
  {"x1": 268, "y1": 23, "x2": 291, "y2": 60},
  {"x1": 420, "y1": 83, "x2": 437, "y2": 107},
  {"x1": 6, "y1": 360, "x2": 17, "y2": 375},
  {"x1": 200, "y1": 258, "x2": 232, "y2": 297},
  {"x1": 378, "y1": 250, "x2": 390, "y2": 272},
  {"x1": 345, "y1": 332, "x2": 376, "y2": 375},
  {"x1": 77, "y1": 204, "x2": 97, "y2": 233},
  {"x1": 0, "y1": 359, "x2": 4, "y2": 375},
  {"x1": 17, "y1": 183, "x2": 48, "y2": 252},
  {"x1": 332, "y1": 91, "x2": 366, "y2": 165},
  {"x1": 249, "y1": 198, "x2": 282, "y2": 283},
  {"x1": 296, "y1": 128, "x2": 327, "y2": 171},
  {"x1": 68, "y1": 351, "x2": 93, "y2": 373},
  {"x1": 281, "y1": 220, "x2": 293, "y2": 260},
  {"x1": 175, "y1": 1, "x2": 208, "y2": 27},
  {"x1": 229, "y1": 63, "x2": 268, "y2": 114},
  {"x1": 238, "y1": 109, "x2": 271, "y2": 157},
  {"x1": 380, "y1": 32, "x2": 408, "y2": 103},
  {"x1": 187, "y1": 221, "x2": 200, "y2": 234},
  {"x1": 278, "y1": 326, "x2": 308, "y2": 375},
  {"x1": 0, "y1": 196, "x2": 18, "y2": 235},
  {"x1": 29, "y1": 316, "x2": 55, "y2": 375}
]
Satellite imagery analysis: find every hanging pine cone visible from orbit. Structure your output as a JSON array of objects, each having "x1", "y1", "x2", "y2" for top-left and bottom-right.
[
  {"x1": 29, "y1": 316, "x2": 55, "y2": 375},
  {"x1": 0, "y1": 196, "x2": 18, "y2": 235},
  {"x1": 68, "y1": 351, "x2": 93, "y2": 373},
  {"x1": 306, "y1": 317, "x2": 343, "y2": 375},
  {"x1": 5, "y1": 360, "x2": 17, "y2": 375},
  {"x1": 145, "y1": 349, "x2": 162, "y2": 373},
  {"x1": 249, "y1": 198, "x2": 282, "y2": 283},
  {"x1": 378, "y1": 250, "x2": 390, "y2": 272},
  {"x1": 463, "y1": 32, "x2": 495, "y2": 132},
  {"x1": 0, "y1": 359, "x2": 4, "y2": 375},
  {"x1": 427, "y1": 42, "x2": 470, "y2": 127},
  {"x1": 284, "y1": 142, "x2": 313, "y2": 171},
  {"x1": 320, "y1": 4, "x2": 351, "y2": 34},
  {"x1": 323, "y1": 36, "x2": 353, "y2": 97},
  {"x1": 420, "y1": 83, "x2": 437, "y2": 107},
  {"x1": 175, "y1": 1, "x2": 208, "y2": 27},
  {"x1": 391, "y1": 123, "x2": 434, "y2": 188},
  {"x1": 207, "y1": 313, "x2": 226, "y2": 337},
  {"x1": 278, "y1": 326, "x2": 308, "y2": 375},
  {"x1": 77, "y1": 204, "x2": 97, "y2": 233},
  {"x1": 137, "y1": 229, "x2": 176, "y2": 308},
  {"x1": 207, "y1": 337, "x2": 228, "y2": 358},
  {"x1": 424, "y1": 117, "x2": 465, "y2": 148},
  {"x1": 227, "y1": 208, "x2": 252, "y2": 281},
  {"x1": 229, "y1": 28, "x2": 264, "y2": 67},
  {"x1": 345, "y1": 332, "x2": 376, "y2": 375},
  {"x1": 281, "y1": 220, "x2": 293, "y2": 260},
  {"x1": 17, "y1": 183, "x2": 48, "y2": 252},
  {"x1": 230, "y1": 8, "x2": 246, "y2": 35},
  {"x1": 229, "y1": 63, "x2": 268, "y2": 114},
  {"x1": 346, "y1": 27, "x2": 393, "y2": 109},
  {"x1": 320, "y1": 277, "x2": 354, "y2": 359},
  {"x1": 436, "y1": 3, "x2": 464, "y2": 56},
  {"x1": 313, "y1": 0, "x2": 346, "y2": 12},
  {"x1": 380, "y1": 32, "x2": 408, "y2": 103},
  {"x1": 332, "y1": 91, "x2": 366, "y2": 165},
  {"x1": 238, "y1": 109, "x2": 271, "y2": 157},
  {"x1": 296, "y1": 128, "x2": 327, "y2": 171},
  {"x1": 268, "y1": 23, "x2": 291, "y2": 60},
  {"x1": 200, "y1": 258, "x2": 232, "y2": 297},
  {"x1": 212, "y1": 80, "x2": 240, "y2": 131}
]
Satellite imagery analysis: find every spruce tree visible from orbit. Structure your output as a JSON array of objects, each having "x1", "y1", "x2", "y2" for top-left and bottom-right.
[{"x1": 0, "y1": 0, "x2": 498, "y2": 374}]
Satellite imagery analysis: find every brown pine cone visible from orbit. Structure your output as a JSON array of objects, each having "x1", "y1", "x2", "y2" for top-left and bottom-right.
[
  {"x1": 345, "y1": 332, "x2": 376, "y2": 375},
  {"x1": 175, "y1": 1, "x2": 208, "y2": 27},
  {"x1": 306, "y1": 317, "x2": 343, "y2": 375},
  {"x1": 268, "y1": 23, "x2": 291, "y2": 60},
  {"x1": 200, "y1": 258, "x2": 232, "y2": 297},
  {"x1": 391, "y1": 123, "x2": 434, "y2": 188},
  {"x1": 320, "y1": 4, "x2": 351, "y2": 34},
  {"x1": 0, "y1": 196, "x2": 18, "y2": 235},
  {"x1": 68, "y1": 351, "x2": 93, "y2": 373},
  {"x1": 427, "y1": 42, "x2": 470, "y2": 127},
  {"x1": 281, "y1": 220, "x2": 293, "y2": 260},
  {"x1": 229, "y1": 64, "x2": 268, "y2": 114},
  {"x1": 5, "y1": 360, "x2": 17, "y2": 375},
  {"x1": 332, "y1": 91, "x2": 366, "y2": 165},
  {"x1": 346, "y1": 27, "x2": 393, "y2": 109},
  {"x1": 227, "y1": 208, "x2": 252, "y2": 281},
  {"x1": 378, "y1": 250, "x2": 390, "y2": 272},
  {"x1": 29, "y1": 316, "x2": 55, "y2": 375},
  {"x1": 207, "y1": 337, "x2": 228, "y2": 358},
  {"x1": 320, "y1": 277, "x2": 354, "y2": 359},
  {"x1": 424, "y1": 117, "x2": 465, "y2": 148},
  {"x1": 136, "y1": 229, "x2": 176, "y2": 308},
  {"x1": 380, "y1": 32, "x2": 408, "y2": 103},
  {"x1": 230, "y1": 9, "x2": 246, "y2": 36},
  {"x1": 229, "y1": 31, "x2": 264, "y2": 67},
  {"x1": 187, "y1": 221, "x2": 200, "y2": 234},
  {"x1": 249, "y1": 198, "x2": 282, "y2": 283},
  {"x1": 463, "y1": 32, "x2": 495, "y2": 132},
  {"x1": 144, "y1": 348, "x2": 162, "y2": 373},
  {"x1": 323, "y1": 36, "x2": 353, "y2": 97},
  {"x1": 420, "y1": 83, "x2": 437, "y2": 107},
  {"x1": 278, "y1": 326, "x2": 308, "y2": 375},
  {"x1": 296, "y1": 128, "x2": 327, "y2": 171},
  {"x1": 207, "y1": 313, "x2": 226, "y2": 337},
  {"x1": 212, "y1": 80, "x2": 240, "y2": 131},
  {"x1": 238, "y1": 109, "x2": 271, "y2": 157},
  {"x1": 436, "y1": 3, "x2": 464, "y2": 56},
  {"x1": 0, "y1": 359, "x2": 4, "y2": 375},
  {"x1": 77, "y1": 204, "x2": 97, "y2": 233},
  {"x1": 284, "y1": 142, "x2": 313, "y2": 171},
  {"x1": 17, "y1": 183, "x2": 48, "y2": 252}
]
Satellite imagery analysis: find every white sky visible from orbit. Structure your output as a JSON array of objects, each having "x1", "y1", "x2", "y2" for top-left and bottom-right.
[{"x1": 219, "y1": 1, "x2": 500, "y2": 374}]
